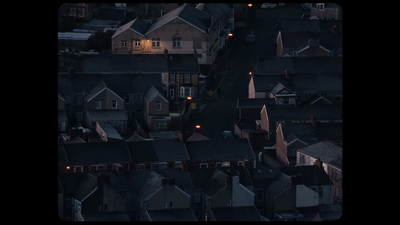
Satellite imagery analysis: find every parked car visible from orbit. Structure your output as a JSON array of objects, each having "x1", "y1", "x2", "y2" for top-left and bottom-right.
[
  {"x1": 222, "y1": 131, "x2": 233, "y2": 139},
  {"x1": 246, "y1": 34, "x2": 256, "y2": 44},
  {"x1": 300, "y1": 3, "x2": 311, "y2": 10},
  {"x1": 261, "y1": 3, "x2": 277, "y2": 9}
]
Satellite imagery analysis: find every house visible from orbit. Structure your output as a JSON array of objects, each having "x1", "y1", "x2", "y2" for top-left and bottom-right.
[
  {"x1": 277, "y1": 19, "x2": 342, "y2": 57},
  {"x1": 250, "y1": 57, "x2": 342, "y2": 101},
  {"x1": 310, "y1": 3, "x2": 342, "y2": 20},
  {"x1": 59, "y1": 141, "x2": 131, "y2": 173},
  {"x1": 184, "y1": 138, "x2": 256, "y2": 170},
  {"x1": 164, "y1": 53, "x2": 201, "y2": 100},
  {"x1": 234, "y1": 98, "x2": 271, "y2": 151},
  {"x1": 84, "y1": 79, "x2": 127, "y2": 134},
  {"x1": 139, "y1": 171, "x2": 196, "y2": 221},
  {"x1": 200, "y1": 168, "x2": 261, "y2": 221},
  {"x1": 297, "y1": 141, "x2": 342, "y2": 204},
  {"x1": 58, "y1": 171, "x2": 130, "y2": 221},
  {"x1": 261, "y1": 165, "x2": 335, "y2": 221},
  {"x1": 126, "y1": 139, "x2": 190, "y2": 171},
  {"x1": 111, "y1": 3, "x2": 232, "y2": 65},
  {"x1": 275, "y1": 122, "x2": 342, "y2": 166},
  {"x1": 144, "y1": 86, "x2": 170, "y2": 131}
]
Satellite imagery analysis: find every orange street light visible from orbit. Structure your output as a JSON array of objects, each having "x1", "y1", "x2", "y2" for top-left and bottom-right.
[
  {"x1": 249, "y1": 72, "x2": 252, "y2": 75},
  {"x1": 248, "y1": 3, "x2": 252, "y2": 7},
  {"x1": 187, "y1": 96, "x2": 192, "y2": 101},
  {"x1": 195, "y1": 125, "x2": 201, "y2": 129},
  {"x1": 228, "y1": 33, "x2": 233, "y2": 37},
  {"x1": 66, "y1": 166, "x2": 70, "y2": 170}
]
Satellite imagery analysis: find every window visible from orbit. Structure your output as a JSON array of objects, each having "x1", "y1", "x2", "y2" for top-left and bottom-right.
[
  {"x1": 300, "y1": 154, "x2": 305, "y2": 165},
  {"x1": 184, "y1": 74, "x2": 190, "y2": 83},
  {"x1": 152, "y1": 38, "x2": 160, "y2": 48},
  {"x1": 90, "y1": 164, "x2": 105, "y2": 171},
  {"x1": 74, "y1": 166, "x2": 83, "y2": 172},
  {"x1": 173, "y1": 38, "x2": 181, "y2": 48},
  {"x1": 163, "y1": 202, "x2": 168, "y2": 208},
  {"x1": 112, "y1": 100, "x2": 117, "y2": 108},
  {"x1": 156, "y1": 101, "x2": 161, "y2": 111},
  {"x1": 121, "y1": 40, "x2": 127, "y2": 47},
  {"x1": 332, "y1": 168, "x2": 338, "y2": 181},
  {"x1": 222, "y1": 162, "x2": 230, "y2": 167},
  {"x1": 335, "y1": 186, "x2": 339, "y2": 197},
  {"x1": 227, "y1": 200, "x2": 231, "y2": 206},
  {"x1": 124, "y1": 94, "x2": 130, "y2": 104},
  {"x1": 283, "y1": 98, "x2": 289, "y2": 104},
  {"x1": 316, "y1": 3, "x2": 324, "y2": 10},
  {"x1": 288, "y1": 147, "x2": 295, "y2": 157},
  {"x1": 159, "y1": 162, "x2": 167, "y2": 169},
  {"x1": 174, "y1": 161, "x2": 182, "y2": 168},
  {"x1": 200, "y1": 163, "x2": 208, "y2": 168},
  {"x1": 170, "y1": 202, "x2": 174, "y2": 208},
  {"x1": 215, "y1": 162, "x2": 222, "y2": 167},
  {"x1": 180, "y1": 87, "x2": 194, "y2": 97},
  {"x1": 152, "y1": 163, "x2": 159, "y2": 169},
  {"x1": 96, "y1": 101, "x2": 101, "y2": 109},
  {"x1": 169, "y1": 74, "x2": 175, "y2": 83},
  {"x1": 157, "y1": 122, "x2": 166, "y2": 129},
  {"x1": 137, "y1": 164, "x2": 144, "y2": 170},
  {"x1": 134, "y1": 39, "x2": 141, "y2": 47},
  {"x1": 237, "y1": 161, "x2": 242, "y2": 166}
]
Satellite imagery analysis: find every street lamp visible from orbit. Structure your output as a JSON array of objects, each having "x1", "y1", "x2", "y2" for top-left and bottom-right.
[
  {"x1": 195, "y1": 125, "x2": 201, "y2": 129},
  {"x1": 249, "y1": 71, "x2": 252, "y2": 75},
  {"x1": 226, "y1": 32, "x2": 233, "y2": 66}
]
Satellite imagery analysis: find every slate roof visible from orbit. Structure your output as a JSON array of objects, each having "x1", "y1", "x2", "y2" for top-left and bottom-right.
[
  {"x1": 111, "y1": 18, "x2": 149, "y2": 39},
  {"x1": 58, "y1": 73, "x2": 164, "y2": 101},
  {"x1": 124, "y1": 170, "x2": 152, "y2": 193},
  {"x1": 167, "y1": 54, "x2": 200, "y2": 73},
  {"x1": 126, "y1": 139, "x2": 190, "y2": 162},
  {"x1": 146, "y1": 3, "x2": 211, "y2": 35},
  {"x1": 216, "y1": 166, "x2": 253, "y2": 187},
  {"x1": 211, "y1": 206, "x2": 263, "y2": 221},
  {"x1": 188, "y1": 168, "x2": 215, "y2": 188},
  {"x1": 153, "y1": 169, "x2": 194, "y2": 189},
  {"x1": 63, "y1": 141, "x2": 131, "y2": 165},
  {"x1": 297, "y1": 141, "x2": 342, "y2": 169},
  {"x1": 196, "y1": 3, "x2": 230, "y2": 20},
  {"x1": 74, "y1": 172, "x2": 97, "y2": 201},
  {"x1": 139, "y1": 170, "x2": 164, "y2": 200},
  {"x1": 202, "y1": 169, "x2": 228, "y2": 198},
  {"x1": 264, "y1": 103, "x2": 342, "y2": 122},
  {"x1": 147, "y1": 209, "x2": 197, "y2": 221},
  {"x1": 144, "y1": 85, "x2": 168, "y2": 102},
  {"x1": 255, "y1": 57, "x2": 342, "y2": 75},
  {"x1": 279, "y1": 165, "x2": 333, "y2": 186},
  {"x1": 266, "y1": 172, "x2": 290, "y2": 196},
  {"x1": 184, "y1": 138, "x2": 255, "y2": 162},
  {"x1": 186, "y1": 132, "x2": 209, "y2": 141},
  {"x1": 248, "y1": 167, "x2": 281, "y2": 188},
  {"x1": 58, "y1": 172, "x2": 88, "y2": 195}
]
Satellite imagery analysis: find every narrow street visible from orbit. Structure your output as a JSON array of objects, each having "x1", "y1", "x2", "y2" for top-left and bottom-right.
[{"x1": 189, "y1": 5, "x2": 306, "y2": 139}]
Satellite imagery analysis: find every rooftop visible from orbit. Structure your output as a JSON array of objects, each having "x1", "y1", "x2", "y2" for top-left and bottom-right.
[{"x1": 297, "y1": 141, "x2": 342, "y2": 169}]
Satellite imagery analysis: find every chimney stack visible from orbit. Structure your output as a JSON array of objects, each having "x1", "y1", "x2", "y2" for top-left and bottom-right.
[{"x1": 314, "y1": 157, "x2": 323, "y2": 168}]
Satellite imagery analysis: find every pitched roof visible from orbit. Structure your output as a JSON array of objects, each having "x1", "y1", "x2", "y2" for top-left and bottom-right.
[
  {"x1": 139, "y1": 170, "x2": 164, "y2": 200},
  {"x1": 264, "y1": 103, "x2": 342, "y2": 122},
  {"x1": 144, "y1": 85, "x2": 168, "y2": 102},
  {"x1": 111, "y1": 18, "x2": 149, "y2": 39},
  {"x1": 186, "y1": 132, "x2": 209, "y2": 141},
  {"x1": 255, "y1": 57, "x2": 342, "y2": 75},
  {"x1": 279, "y1": 165, "x2": 333, "y2": 186},
  {"x1": 202, "y1": 169, "x2": 228, "y2": 198},
  {"x1": 166, "y1": 54, "x2": 200, "y2": 73},
  {"x1": 297, "y1": 141, "x2": 342, "y2": 169},
  {"x1": 63, "y1": 141, "x2": 131, "y2": 165},
  {"x1": 146, "y1": 3, "x2": 211, "y2": 35},
  {"x1": 74, "y1": 173, "x2": 97, "y2": 201},
  {"x1": 87, "y1": 110, "x2": 128, "y2": 121},
  {"x1": 185, "y1": 138, "x2": 255, "y2": 162},
  {"x1": 126, "y1": 139, "x2": 190, "y2": 162}
]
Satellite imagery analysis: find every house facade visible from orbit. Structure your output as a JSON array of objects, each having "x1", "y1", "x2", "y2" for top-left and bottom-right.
[
  {"x1": 144, "y1": 86, "x2": 170, "y2": 131},
  {"x1": 297, "y1": 141, "x2": 342, "y2": 204},
  {"x1": 310, "y1": 3, "x2": 342, "y2": 20},
  {"x1": 84, "y1": 79, "x2": 128, "y2": 134},
  {"x1": 111, "y1": 3, "x2": 232, "y2": 65}
]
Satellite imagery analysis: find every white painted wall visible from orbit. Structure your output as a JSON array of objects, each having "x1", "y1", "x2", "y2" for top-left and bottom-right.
[{"x1": 296, "y1": 184, "x2": 318, "y2": 208}]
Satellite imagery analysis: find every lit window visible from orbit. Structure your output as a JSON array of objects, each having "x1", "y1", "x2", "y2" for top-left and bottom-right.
[{"x1": 222, "y1": 162, "x2": 230, "y2": 167}]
